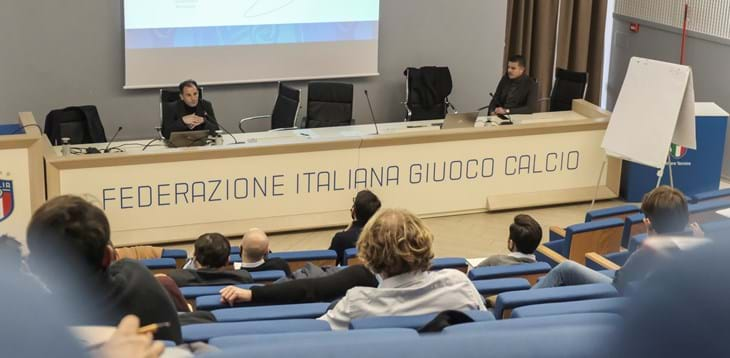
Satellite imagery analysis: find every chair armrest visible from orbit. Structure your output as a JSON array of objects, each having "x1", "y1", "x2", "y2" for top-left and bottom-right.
[
  {"x1": 238, "y1": 115, "x2": 271, "y2": 132},
  {"x1": 549, "y1": 226, "x2": 566, "y2": 242},
  {"x1": 585, "y1": 252, "x2": 621, "y2": 271},
  {"x1": 536, "y1": 245, "x2": 566, "y2": 265}
]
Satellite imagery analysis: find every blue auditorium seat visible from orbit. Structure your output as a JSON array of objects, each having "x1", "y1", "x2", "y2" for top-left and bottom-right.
[
  {"x1": 430, "y1": 257, "x2": 469, "y2": 272},
  {"x1": 161, "y1": 249, "x2": 188, "y2": 267},
  {"x1": 140, "y1": 258, "x2": 176, "y2": 273},
  {"x1": 250, "y1": 270, "x2": 286, "y2": 282},
  {"x1": 212, "y1": 302, "x2": 331, "y2": 322},
  {"x1": 688, "y1": 200, "x2": 730, "y2": 223},
  {"x1": 493, "y1": 283, "x2": 619, "y2": 319},
  {"x1": 230, "y1": 247, "x2": 241, "y2": 255},
  {"x1": 202, "y1": 314, "x2": 619, "y2": 358},
  {"x1": 467, "y1": 262, "x2": 551, "y2": 285},
  {"x1": 690, "y1": 188, "x2": 730, "y2": 203},
  {"x1": 349, "y1": 310, "x2": 494, "y2": 330},
  {"x1": 584, "y1": 204, "x2": 640, "y2": 222},
  {"x1": 443, "y1": 312, "x2": 621, "y2": 333},
  {"x1": 180, "y1": 284, "x2": 257, "y2": 300},
  {"x1": 537, "y1": 218, "x2": 624, "y2": 266},
  {"x1": 628, "y1": 233, "x2": 648, "y2": 253},
  {"x1": 269, "y1": 250, "x2": 338, "y2": 270},
  {"x1": 209, "y1": 328, "x2": 417, "y2": 349},
  {"x1": 196, "y1": 295, "x2": 243, "y2": 311},
  {"x1": 471, "y1": 278, "x2": 531, "y2": 296},
  {"x1": 586, "y1": 251, "x2": 630, "y2": 271},
  {"x1": 344, "y1": 248, "x2": 360, "y2": 266},
  {"x1": 229, "y1": 254, "x2": 241, "y2": 263},
  {"x1": 182, "y1": 319, "x2": 331, "y2": 342},
  {"x1": 511, "y1": 297, "x2": 628, "y2": 318},
  {"x1": 621, "y1": 213, "x2": 646, "y2": 249}
]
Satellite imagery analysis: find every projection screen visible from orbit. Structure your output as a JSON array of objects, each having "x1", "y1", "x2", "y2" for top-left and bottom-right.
[{"x1": 123, "y1": 0, "x2": 380, "y2": 89}]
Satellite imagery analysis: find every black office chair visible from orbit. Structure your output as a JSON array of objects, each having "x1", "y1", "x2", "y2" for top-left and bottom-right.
[
  {"x1": 238, "y1": 83, "x2": 301, "y2": 133},
  {"x1": 158, "y1": 87, "x2": 204, "y2": 139},
  {"x1": 44, "y1": 105, "x2": 107, "y2": 145},
  {"x1": 301, "y1": 82, "x2": 354, "y2": 128},
  {"x1": 547, "y1": 68, "x2": 589, "y2": 112},
  {"x1": 403, "y1": 66, "x2": 455, "y2": 121}
]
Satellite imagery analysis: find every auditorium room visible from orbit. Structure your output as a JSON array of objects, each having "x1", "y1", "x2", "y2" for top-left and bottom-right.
[{"x1": 2, "y1": 0, "x2": 730, "y2": 356}]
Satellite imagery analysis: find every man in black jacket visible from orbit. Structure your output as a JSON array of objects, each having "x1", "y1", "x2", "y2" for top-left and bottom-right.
[
  {"x1": 328, "y1": 190, "x2": 382, "y2": 265},
  {"x1": 165, "y1": 233, "x2": 252, "y2": 287},
  {"x1": 26, "y1": 195, "x2": 182, "y2": 344},
  {"x1": 161, "y1": 79, "x2": 219, "y2": 139},
  {"x1": 488, "y1": 55, "x2": 538, "y2": 116},
  {"x1": 239, "y1": 228, "x2": 292, "y2": 276}
]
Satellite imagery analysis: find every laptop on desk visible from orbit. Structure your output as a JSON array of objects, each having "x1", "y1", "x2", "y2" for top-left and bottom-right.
[
  {"x1": 441, "y1": 112, "x2": 479, "y2": 130},
  {"x1": 167, "y1": 130, "x2": 210, "y2": 148}
]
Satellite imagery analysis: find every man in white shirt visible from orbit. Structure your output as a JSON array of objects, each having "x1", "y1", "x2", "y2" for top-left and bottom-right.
[{"x1": 318, "y1": 208, "x2": 486, "y2": 330}]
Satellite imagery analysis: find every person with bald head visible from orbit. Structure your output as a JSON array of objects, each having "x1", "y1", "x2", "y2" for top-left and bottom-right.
[{"x1": 239, "y1": 228, "x2": 292, "y2": 277}]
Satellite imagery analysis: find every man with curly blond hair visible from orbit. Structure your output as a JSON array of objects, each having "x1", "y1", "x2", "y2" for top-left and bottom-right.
[{"x1": 319, "y1": 208, "x2": 486, "y2": 330}]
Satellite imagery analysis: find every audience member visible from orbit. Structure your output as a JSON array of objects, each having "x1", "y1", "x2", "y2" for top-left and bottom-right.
[
  {"x1": 533, "y1": 186, "x2": 703, "y2": 293},
  {"x1": 161, "y1": 79, "x2": 219, "y2": 139},
  {"x1": 477, "y1": 214, "x2": 542, "y2": 267},
  {"x1": 320, "y1": 208, "x2": 485, "y2": 329},
  {"x1": 165, "y1": 233, "x2": 252, "y2": 286},
  {"x1": 26, "y1": 195, "x2": 182, "y2": 343},
  {"x1": 239, "y1": 228, "x2": 292, "y2": 276},
  {"x1": 329, "y1": 190, "x2": 382, "y2": 265}
]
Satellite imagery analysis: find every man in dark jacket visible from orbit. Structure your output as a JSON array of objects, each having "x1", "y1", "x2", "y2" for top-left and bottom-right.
[
  {"x1": 488, "y1": 55, "x2": 538, "y2": 115},
  {"x1": 329, "y1": 190, "x2": 382, "y2": 265},
  {"x1": 165, "y1": 233, "x2": 252, "y2": 287},
  {"x1": 239, "y1": 228, "x2": 292, "y2": 276},
  {"x1": 26, "y1": 195, "x2": 182, "y2": 344},
  {"x1": 161, "y1": 79, "x2": 219, "y2": 139}
]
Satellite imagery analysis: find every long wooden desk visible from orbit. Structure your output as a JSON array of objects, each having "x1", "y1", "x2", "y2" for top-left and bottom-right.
[
  {"x1": 44, "y1": 100, "x2": 620, "y2": 246},
  {"x1": 0, "y1": 113, "x2": 47, "y2": 246}
]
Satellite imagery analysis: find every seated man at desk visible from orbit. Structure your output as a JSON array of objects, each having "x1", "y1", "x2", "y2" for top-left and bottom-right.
[
  {"x1": 488, "y1": 55, "x2": 538, "y2": 116},
  {"x1": 161, "y1": 79, "x2": 219, "y2": 139}
]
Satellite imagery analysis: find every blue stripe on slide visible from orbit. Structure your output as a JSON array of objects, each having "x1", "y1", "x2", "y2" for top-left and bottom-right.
[{"x1": 125, "y1": 21, "x2": 378, "y2": 49}]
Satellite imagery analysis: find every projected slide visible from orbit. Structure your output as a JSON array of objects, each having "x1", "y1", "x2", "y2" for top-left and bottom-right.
[{"x1": 123, "y1": 0, "x2": 380, "y2": 89}]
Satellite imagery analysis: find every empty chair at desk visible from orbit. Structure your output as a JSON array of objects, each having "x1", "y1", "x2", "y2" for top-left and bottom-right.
[
  {"x1": 511, "y1": 297, "x2": 628, "y2": 318},
  {"x1": 403, "y1": 66, "x2": 454, "y2": 121},
  {"x1": 468, "y1": 262, "x2": 552, "y2": 285},
  {"x1": 537, "y1": 218, "x2": 624, "y2": 266},
  {"x1": 239, "y1": 82, "x2": 301, "y2": 132},
  {"x1": 182, "y1": 319, "x2": 331, "y2": 343},
  {"x1": 212, "y1": 302, "x2": 331, "y2": 323},
  {"x1": 301, "y1": 82, "x2": 353, "y2": 128},
  {"x1": 44, "y1": 105, "x2": 106, "y2": 145},
  {"x1": 349, "y1": 310, "x2": 494, "y2": 330},
  {"x1": 545, "y1": 68, "x2": 589, "y2": 112},
  {"x1": 493, "y1": 283, "x2": 619, "y2": 319}
]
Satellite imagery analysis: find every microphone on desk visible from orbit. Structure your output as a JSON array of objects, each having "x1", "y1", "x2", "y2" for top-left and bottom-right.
[
  {"x1": 203, "y1": 111, "x2": 239, "y2": 144},
  {"x1": 364, "y1": 90, "x2": 380, "y2": 135},
  {"x1": 103, "y1": 126, "x2": 124, "y2": 153}
]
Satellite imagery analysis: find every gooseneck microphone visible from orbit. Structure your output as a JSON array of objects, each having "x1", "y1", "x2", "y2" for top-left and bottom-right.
[
  {"x1": 103, "y1": 126, "x2": 124, "y2": 153},
  {"x1": 364, "y1": 90, "x2": 380, "y2": 135},
  {"x1": 203, "y1": 111, "x2": 239, "y2": 144}
]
